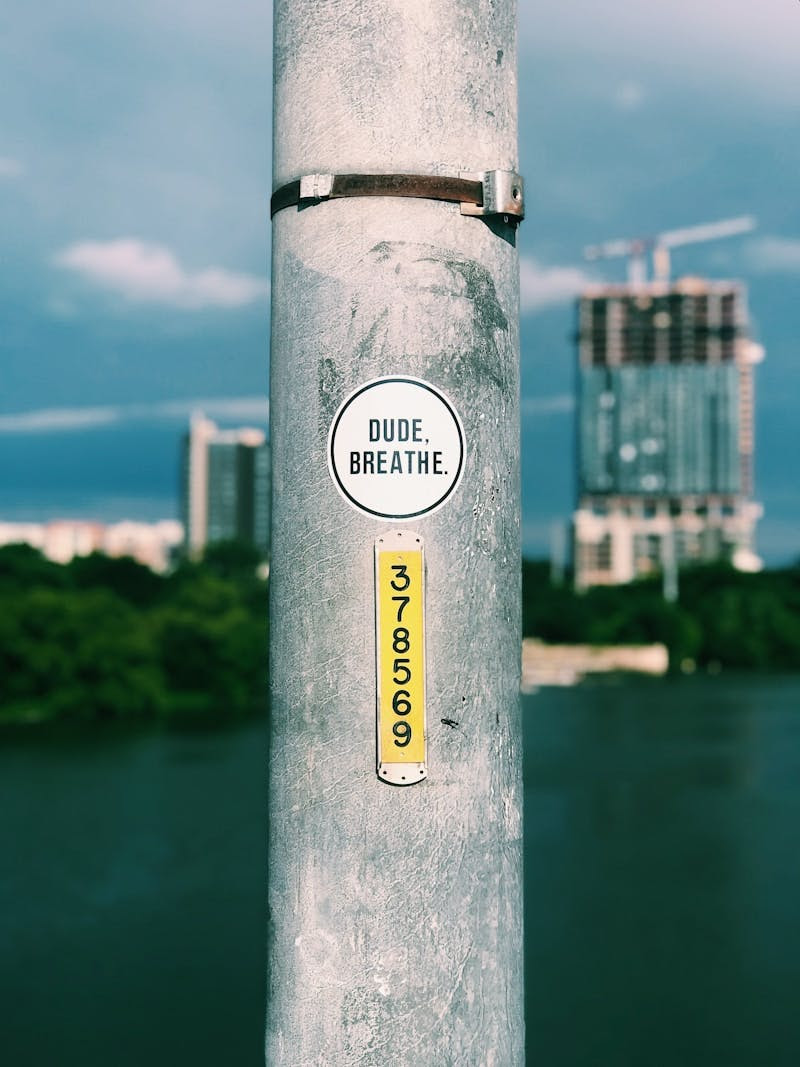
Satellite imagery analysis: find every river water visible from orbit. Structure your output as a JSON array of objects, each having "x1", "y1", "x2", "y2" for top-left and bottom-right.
[{"x1": 2, "y1": 676, "x2": 799, "y2": 1066}]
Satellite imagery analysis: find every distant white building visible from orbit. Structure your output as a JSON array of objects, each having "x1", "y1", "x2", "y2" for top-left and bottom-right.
[
  {"x1": 101, "y1": 520, "x2": 184, "y2": 572},
  {"x1": 180, "y1": 412, "x2": 270, "y2": 557},
  {"x1": 0, "y1": 519, "x2": 184, "y2": 573}
]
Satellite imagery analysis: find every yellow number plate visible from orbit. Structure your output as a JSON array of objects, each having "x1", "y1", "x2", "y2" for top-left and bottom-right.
[{"x1": 375, "y1": 532, "x2": 427, "y2": 785}]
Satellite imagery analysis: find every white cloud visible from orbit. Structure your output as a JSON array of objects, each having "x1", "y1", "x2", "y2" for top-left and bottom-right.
[
  {"x1": 520, "y1": 256, "x2": 592, "y2": 313},
  {"x1": 45, "y1": 296, "x2": 79, "y2": 319},
  {"x1": 0, "y1": 396, "x2": 269, "y2": 435},
  {"x1": 158, "y1": 396, "x2": 270, "y2": 423},
  {"x1": 53, "y1": 239, "x2": 268, "y2": 310},
  {"x1": 521, "y1": 394, "x2": 575, "y2": 418},
  {"x1": 746, "y1": 236, "x2": 800, "y2": 274},
  {"x1": 519, "y1": 0, "x2": 798, "y2": 99},
  {"x1": 0, "y1": 156, "x2": 23, "y2": 178},
  {"x1": 613, "y1": 81, "x2": 646, "y2": 112},
  {"x1": 0, "y1": 407, "x2": 120, "y2": 433}
]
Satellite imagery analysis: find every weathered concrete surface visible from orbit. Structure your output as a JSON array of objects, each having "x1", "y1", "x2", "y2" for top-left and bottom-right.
[{"x1": 268, "y1": 2, "x2": 523, "y2": 1063}]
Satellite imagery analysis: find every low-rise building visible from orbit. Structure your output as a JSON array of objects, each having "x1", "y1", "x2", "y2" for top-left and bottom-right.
[{"x1": 0, "y1": 519, "x2": 184, "y2": 573}]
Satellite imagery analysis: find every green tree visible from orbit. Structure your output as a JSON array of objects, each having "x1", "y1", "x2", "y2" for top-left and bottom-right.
[
  {"x1": 153, "y1": 570, "x2": 268, "y2": 723},
  {"x1": 0, "y1": 543, "x2": 69, "y2": 592},
  {"x1": 69, "y1": 552, "x2": 165, "y2": 607},
  {"x1": 0, "y1": 587, "x2": 163, "y2": 722}
]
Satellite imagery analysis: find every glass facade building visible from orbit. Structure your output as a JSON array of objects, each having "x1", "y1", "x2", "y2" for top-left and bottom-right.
[
  {"x1": 573, "y1": 279, "x2": 762, "y2": 588},
  {"x1": 180, "y1": 414, "x2": 271, "y2": 558},
  {"x1": 579, "y1": 363, "x2": 741, "y2": 497}
]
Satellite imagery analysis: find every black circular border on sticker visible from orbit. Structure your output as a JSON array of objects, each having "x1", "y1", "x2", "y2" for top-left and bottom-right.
[{"x1": 328, "y1": 376, "x2": 465, "y2": 520}]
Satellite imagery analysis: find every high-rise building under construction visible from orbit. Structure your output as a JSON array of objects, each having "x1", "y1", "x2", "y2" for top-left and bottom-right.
[
  {"x1": 180, "y1": 413, "x2": 271, "y2": 558},
  {"x1": 573, "y1": 276, "x2": 763, "y2": 589}
]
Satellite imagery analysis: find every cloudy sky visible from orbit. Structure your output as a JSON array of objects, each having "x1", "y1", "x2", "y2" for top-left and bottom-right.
[{"x1": 2, "y1": 0, "x2": 798, "y2": 560}]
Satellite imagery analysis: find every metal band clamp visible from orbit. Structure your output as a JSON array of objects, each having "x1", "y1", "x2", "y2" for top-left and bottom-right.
[{"x1": 270, "y1": 170, "x2": 524, "y2": 222}]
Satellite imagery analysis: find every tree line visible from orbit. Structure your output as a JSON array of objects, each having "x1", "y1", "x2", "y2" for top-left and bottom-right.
[
  {"x1": 523, "y1": 559, "x2": 800, "y2": 672},
  {"x1": 0, "y1": 541, "x2": 268, "y2": 726},
  {"x1": 2, "y1": 544, "x2": 798, "y2": 726}
]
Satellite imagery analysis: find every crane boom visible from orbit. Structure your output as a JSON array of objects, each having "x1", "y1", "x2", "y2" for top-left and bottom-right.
[
  {"x1": 658, "y1": 215, "x2": 755, "y2": 250},
  {"x1": 583, "y1": 215, "x2": 756, "y2": 284}
]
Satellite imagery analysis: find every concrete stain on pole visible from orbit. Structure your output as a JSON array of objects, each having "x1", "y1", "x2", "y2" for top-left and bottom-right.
[{"x1": 268, "y1": 1, "x2": 524, "y2": 1063}]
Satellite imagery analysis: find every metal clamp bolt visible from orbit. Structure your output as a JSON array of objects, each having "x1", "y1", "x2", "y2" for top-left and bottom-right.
[{"x1": 460, "y1": 170, "x2": 525, "y2": 221}]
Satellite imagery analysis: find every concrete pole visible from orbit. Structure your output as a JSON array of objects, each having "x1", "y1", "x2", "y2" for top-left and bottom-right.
[{"x1": 267, "y1": 2, "x2": 523, "y2": 1063}]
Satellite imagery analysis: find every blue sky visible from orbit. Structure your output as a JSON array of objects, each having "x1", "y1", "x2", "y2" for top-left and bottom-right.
[{"x1": 1, "y1": 0, "x2": 798, "y2": 561}]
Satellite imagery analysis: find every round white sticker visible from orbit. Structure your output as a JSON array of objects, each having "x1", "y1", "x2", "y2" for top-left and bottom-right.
[{"x1": 327, "y1": 376, "x2": 465, "y2": 520}]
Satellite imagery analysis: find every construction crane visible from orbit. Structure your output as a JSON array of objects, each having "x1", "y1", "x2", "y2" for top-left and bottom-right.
[{"x1": 584, "y1": 215, "x2": 756, "y2": 286}]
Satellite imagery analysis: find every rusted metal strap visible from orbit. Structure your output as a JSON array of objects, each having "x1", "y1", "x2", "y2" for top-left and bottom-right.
[{"x1": 270, "y1": 170, "x2": 524, "y2": 222}]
